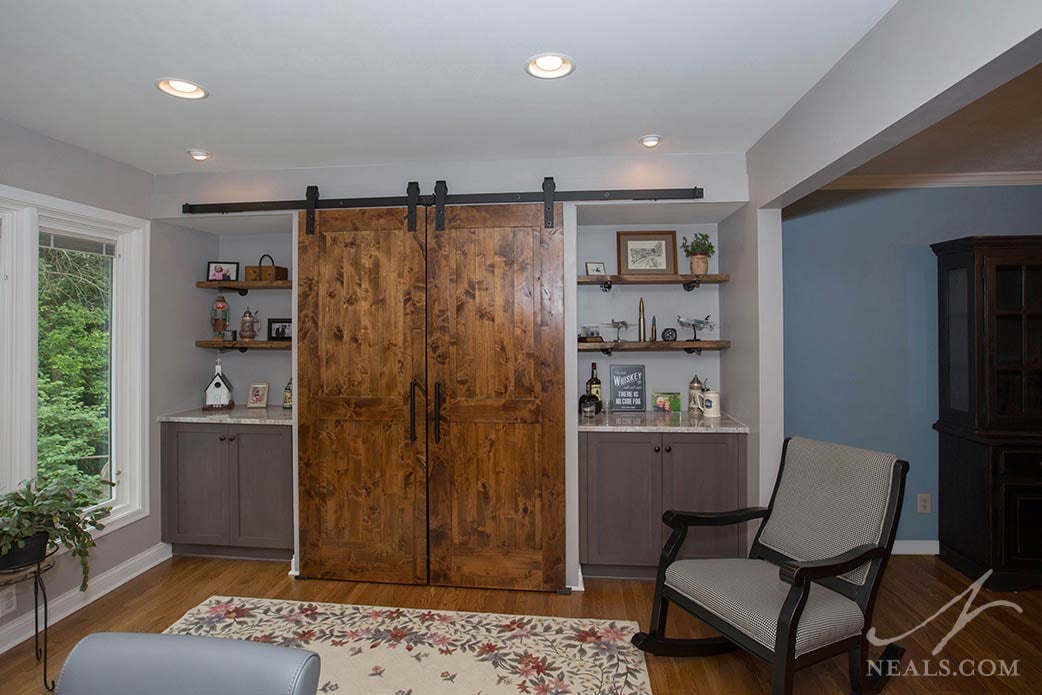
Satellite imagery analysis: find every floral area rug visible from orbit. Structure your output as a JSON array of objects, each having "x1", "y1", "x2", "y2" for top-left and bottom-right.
[{"x1": 166, "y1": 595, "x2": 651, "y2": 695}]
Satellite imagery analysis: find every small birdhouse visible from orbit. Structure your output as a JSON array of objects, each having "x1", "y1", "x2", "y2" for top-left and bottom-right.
[{"x1": 203, "y1": 358, "x2": 234, "y2": 411}]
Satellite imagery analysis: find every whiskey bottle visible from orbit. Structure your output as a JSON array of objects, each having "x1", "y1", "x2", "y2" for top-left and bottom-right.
[{"x1": 586, "y1": 362, "x2": 603, "y2": 412}]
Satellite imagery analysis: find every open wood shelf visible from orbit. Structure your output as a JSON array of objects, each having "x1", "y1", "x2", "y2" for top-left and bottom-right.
[
  {"x1": 578, "y1": 274, "x2": 728, "y2": 289},
  {"x1": 578, "y1": 340, "x2": 730, "y2": 355},
  {"x1": 195, "y1": 340, "x2": 292, "y2": 352},
  {"x1": 196, "y1": 280, "x2": 293, "y2": 295}
]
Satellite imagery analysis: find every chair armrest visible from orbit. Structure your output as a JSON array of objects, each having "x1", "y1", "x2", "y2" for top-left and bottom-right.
[
  {"x1": 663, "y1": 506, "x2": 768, "y2": 530},
  {"x1": 778, "y1": 544, "x2": 886, "y2": 585}
]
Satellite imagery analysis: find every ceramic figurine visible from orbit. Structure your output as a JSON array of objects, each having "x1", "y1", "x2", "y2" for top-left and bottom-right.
[
  {"x1": 210, "y1": 295, "x2": 230, "y2": 337},
  {"x1": 282, "y1": 378, "x2": 293, "y2": 409},
  {"x1": 239, "y1": 307, "x2": 259, "y2": 341}
]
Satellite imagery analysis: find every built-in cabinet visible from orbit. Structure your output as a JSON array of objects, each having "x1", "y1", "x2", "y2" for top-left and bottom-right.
[
  {"x1": 579, "y1": 428, "x2": 747, "y2": 577},
  {"x1": 932, "y1": 236, "x2": 1042, "y2": 591},
  {"x1": 161, "y1": 422, "x2": 294, "y2": 552}
]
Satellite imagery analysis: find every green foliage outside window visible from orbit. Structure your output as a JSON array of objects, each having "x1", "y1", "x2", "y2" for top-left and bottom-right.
[{"x1": 37, "y1": 247, "x2": 113, "y2": 504}]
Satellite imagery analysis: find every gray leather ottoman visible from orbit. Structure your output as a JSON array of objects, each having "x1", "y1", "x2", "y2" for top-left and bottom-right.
[{"x1": 55, "y1": 632, "x2": 320, "y2": 695}]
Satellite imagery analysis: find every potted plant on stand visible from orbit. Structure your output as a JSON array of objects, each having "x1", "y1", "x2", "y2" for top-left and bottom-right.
[
  {"x1": 680, "y1": 233, "x2": 715, "y2": 276},
  {"x1": 0, "y1": 475, "x2": 111, "y2": 590}
]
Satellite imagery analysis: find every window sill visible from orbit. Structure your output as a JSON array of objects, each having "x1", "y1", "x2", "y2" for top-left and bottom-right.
[{"x1": 91, "y1": 502, "x2": 149, "y2": 541}]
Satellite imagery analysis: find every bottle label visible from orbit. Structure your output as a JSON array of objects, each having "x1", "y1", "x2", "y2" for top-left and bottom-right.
[{"x1": 590, "y1": 383, "x2": 602, "y2": 399}]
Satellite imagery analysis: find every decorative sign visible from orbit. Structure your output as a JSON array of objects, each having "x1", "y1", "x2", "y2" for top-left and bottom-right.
[{"x1": 609, "y1": 364, "x2": 646, "y2": 412}]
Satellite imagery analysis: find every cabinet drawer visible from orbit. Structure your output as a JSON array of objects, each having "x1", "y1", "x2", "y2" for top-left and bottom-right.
[{"x1": 1000, "y1": 450, "x2": 1042, "y2": 482}]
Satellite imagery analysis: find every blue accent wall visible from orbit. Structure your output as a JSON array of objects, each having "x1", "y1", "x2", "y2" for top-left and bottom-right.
[{"x1": 782, "y1": 186, "x2": 1042, "y2": 540}]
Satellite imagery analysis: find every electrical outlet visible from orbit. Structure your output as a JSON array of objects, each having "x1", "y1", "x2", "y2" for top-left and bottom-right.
[
  {"x1": 917, "y1": 493, "x2": 932, "y2": 514},
  {"x1": 0, "y1": 586, "x2": 15, "y2": 617}
]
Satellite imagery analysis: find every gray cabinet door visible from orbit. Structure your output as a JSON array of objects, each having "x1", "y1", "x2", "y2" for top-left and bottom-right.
[
  {"x1": 583, "y1": 432, "x2": 662, "y2": 566},
  {"x1": 228, "y1": 425, "x2": 294, "y2": 549},
  {"x1": 662, "y1": 433, "x2": 743, "y2": 558},
  {"x1": 162, "y1": 423, "x2": 230, "y2": 545}
]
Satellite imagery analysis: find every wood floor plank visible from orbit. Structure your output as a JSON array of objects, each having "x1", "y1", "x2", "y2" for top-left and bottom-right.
[{"x1": 0, "y1": 556, "x2": 1037, "y2": 694}]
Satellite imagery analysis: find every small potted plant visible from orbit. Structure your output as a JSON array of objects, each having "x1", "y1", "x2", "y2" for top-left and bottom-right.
[
  {"x1": 680, "y1": 233, "x2": 715, "y2": 276},
  {"x1": 0, "y1": 475, "x2": 111, "y2": 590}
]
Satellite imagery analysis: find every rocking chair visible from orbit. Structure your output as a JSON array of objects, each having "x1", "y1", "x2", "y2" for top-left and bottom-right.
[{"x1": 633, "y1": 436, "x2": 909, "y2": 695}]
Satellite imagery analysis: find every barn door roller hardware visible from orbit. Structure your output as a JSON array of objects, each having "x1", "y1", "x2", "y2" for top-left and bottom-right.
[{"x1": 182, "y1": 180, "x2": 705, "y2": 235}]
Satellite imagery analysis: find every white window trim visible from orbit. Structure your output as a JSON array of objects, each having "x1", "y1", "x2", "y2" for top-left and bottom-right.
[{"x1": 0, "y1": 183, "x2": 150, "y2": 538}]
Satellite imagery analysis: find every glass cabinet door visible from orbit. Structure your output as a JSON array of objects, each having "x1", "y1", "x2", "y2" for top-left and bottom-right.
[
  {"x1": 988, "y1": 259, "x2": 1042, "y2": 427},
  {"x1": 938, "y1": 251, "x2": 976, "y2": 426}
]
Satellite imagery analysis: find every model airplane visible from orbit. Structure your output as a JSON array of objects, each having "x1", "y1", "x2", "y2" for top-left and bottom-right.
[
  {"x1": 677, "y1": 314, "x2": 715, "y2": 341},
  {"x1": 601, "y1": 319, "x2": 632, "y2": 341}
]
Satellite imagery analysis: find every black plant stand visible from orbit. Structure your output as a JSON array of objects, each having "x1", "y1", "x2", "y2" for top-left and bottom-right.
[{"x1": 1, "y1": 558, "x2": 56, "y2": 691}]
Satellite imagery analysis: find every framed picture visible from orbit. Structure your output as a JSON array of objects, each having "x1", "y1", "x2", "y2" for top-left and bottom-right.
[
  {"x1": 609, "y1": 364, "x2": 646, "y2": 412},
  {"x1": 652, "y1": 392, "x2": 682, "y2": 413},
  {"x1": 584, "y1": 261, "x2": 607, "y2": 275},
  {"x1": 267, "y1": 318, "x2": 293, "y2": 341},
  {"x1": 247, "y1": 383, "x2": 269, "y2": 408},
  {"x1": 617, "y1": 231, "x2": 677, "y2": 275},
  {"x1": 206, "y1": 261, "x2": 240, "y2": 282}
]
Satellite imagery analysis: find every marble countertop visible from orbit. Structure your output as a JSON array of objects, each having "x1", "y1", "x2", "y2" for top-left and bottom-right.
[
  {"x1": 578, "y1": 411, "x2": 749, "y2": 433},
  {"x1": 158, "y1": 405, "x2": 292, "y2": 426}
]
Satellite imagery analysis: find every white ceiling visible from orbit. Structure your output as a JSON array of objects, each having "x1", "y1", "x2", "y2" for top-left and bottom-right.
[{"x1": 0, "y1": 1, "x2": 897, "y2": 175}]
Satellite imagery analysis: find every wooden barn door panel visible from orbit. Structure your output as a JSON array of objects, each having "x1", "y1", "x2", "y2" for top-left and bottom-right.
[
  {"x1": 427, "y1": 204, "x2": 565, "y2": 591},
  {"x1": 298, "y1": 208, "x2": 428, "y2": 584}
]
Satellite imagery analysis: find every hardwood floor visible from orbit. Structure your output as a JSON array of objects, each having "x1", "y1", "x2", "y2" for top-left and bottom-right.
[{"x1": 1, "y1": 555, "x2": 1038, "y2": 694}]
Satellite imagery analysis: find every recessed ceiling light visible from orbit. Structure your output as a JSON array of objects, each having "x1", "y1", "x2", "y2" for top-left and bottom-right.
[
  {"x1": 186, "y1": 149, "x2": 213, "y2": 161},
  {"x1": 640, "y1": 134, "x2": 663, "y2": 148},
  {"x1": 155, "y1": 78, "x2": 208, "y2": 100},
  {"x1": 526, "y1": 53, "x2": 574, "y2": 79}
]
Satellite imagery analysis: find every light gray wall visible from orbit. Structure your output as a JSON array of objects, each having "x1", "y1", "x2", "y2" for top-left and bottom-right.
[
  {"x1": 213, "y1": 231, "x2": 294, "y2": 403},
  {"x1": 576, "y1": 223, "x2": 721, "y2": 405},
  {"x1": 151, "y1": 152, "x2": 749, "y2": 219},
  {"x1": 747, "y1": 1, "x2": 1042, "y2": 208},
  {"x1": 0, "y1": 116, "x2": 156, "y2": 627},
  {"x1": 0, "y1": 116, "x2": 152, "y2": 219}
]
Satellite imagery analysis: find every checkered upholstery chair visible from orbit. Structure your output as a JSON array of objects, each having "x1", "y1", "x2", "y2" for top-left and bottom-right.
[{"x1": 633, "y1": 437, "x2": 909, "y2": 695}]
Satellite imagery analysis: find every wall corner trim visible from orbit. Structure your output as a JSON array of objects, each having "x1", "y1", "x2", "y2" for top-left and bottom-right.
[
  {"x1": 892, "y1": 540, "x2": 940, "y2": 555},
  {"x1": 0, "y1": 542, "x2": 172, "y2": 655}
]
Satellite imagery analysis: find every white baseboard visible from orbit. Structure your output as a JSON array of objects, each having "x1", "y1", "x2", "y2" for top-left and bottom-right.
[
  {"x1": 569, "y1": 565, "x2": 585, "y2": 593},
  {"x1": 0, "y1": 542, "x2": 172, "y2": 655},
  {"x1": 892, "y1": 540, "x2": 939, "y2": 555}
]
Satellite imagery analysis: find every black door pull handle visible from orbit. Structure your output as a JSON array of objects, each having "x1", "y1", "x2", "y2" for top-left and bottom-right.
[
  {"x1": 664, "y1": 445, "x2": 672, "y2": 453},
  {"x1": 654, "y1": 446, "x2": 661, "y2": 453},
  {"x1": 434, "y1": 381, "x2": 443, "y2": 444},
  {"x1": 409, "y1": 379, "x2": 419, "y2": 442}
]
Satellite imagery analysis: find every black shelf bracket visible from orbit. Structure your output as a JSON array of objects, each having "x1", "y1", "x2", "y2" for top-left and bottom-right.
[
  {"x1": 237, "y1": 346, "x2": 249, "y2": 353},
  {"x1": 434, "y1": 180, "x2": 447, "y2": 231},
  {"x1": 304, "y1": 185, "x2": 319, "y2": 235},
  {"x1": 683, "y1": 278, "x2": 702, "y2": 291},
  {"x1": 600, "y1": 280, "x2": 613, "y2": 292},
  {"x1": 684, "y1": 347, "x2": 704, "y2": 355},
  {"x1": 406, "y1": 181, "x2": 420, "y2": 232},
  {"x1": 543, "y1": 176, "x2": 556, "y2": 228},
  {"x1": 600, "y1": 347, "x2": 614, "y2": 356}
]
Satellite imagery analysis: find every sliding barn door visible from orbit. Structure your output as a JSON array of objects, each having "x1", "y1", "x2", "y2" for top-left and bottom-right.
[
  {"x1": 298, "y1": 208, "x2": 428, "y2": 583},
  {"x1": 427, "y1": 204, "x2": 566, "y2": 590}
]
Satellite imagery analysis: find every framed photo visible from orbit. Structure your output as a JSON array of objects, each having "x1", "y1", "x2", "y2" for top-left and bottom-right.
[
  {"x1": 206, "y1": 261, "x2": 240, "y2": 282},
  {"x1": 267, "y1": 318, "x2": 293, "y2": 341},
  {"x1": 617, "y1": 230, "x2": 677, "y2": 275},
  {"x1": 247, "y1": 383, "x2": 269, "y2": 408},
  {"x1": 652, "y1": 392, "x2": 682, "y2": 413},
  {"x1": 609, "y1": 364, "x2": 646, "y2": 412},
  {"x1": 584, "y1": 261, "x2": 607, "y2": 276}
]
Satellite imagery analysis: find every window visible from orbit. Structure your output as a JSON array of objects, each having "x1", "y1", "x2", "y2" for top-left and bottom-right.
[
  {"x1": 37, "y1": 231, "x2": 115, "y2": 506},
  {"x1": 0, "y1": 183, "x2": 149, "y2": 535}
]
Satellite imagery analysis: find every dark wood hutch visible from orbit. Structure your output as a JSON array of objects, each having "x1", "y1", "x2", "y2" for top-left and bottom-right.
[{"x1": 932, "y1": 236, "x2": 1041, "y2": 591}]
